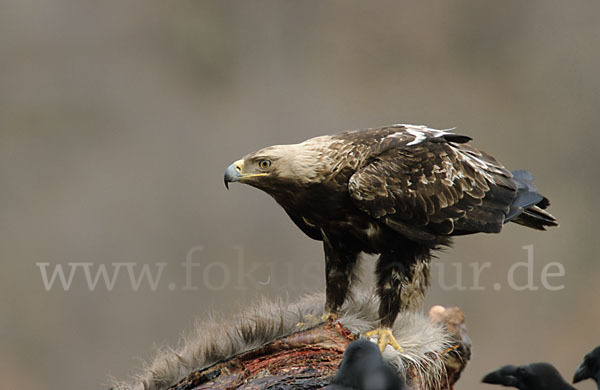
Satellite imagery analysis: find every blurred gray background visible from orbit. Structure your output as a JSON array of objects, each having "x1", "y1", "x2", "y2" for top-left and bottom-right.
[{"x1": 1, "y1": 1, "x2": 599, "y2": 389}]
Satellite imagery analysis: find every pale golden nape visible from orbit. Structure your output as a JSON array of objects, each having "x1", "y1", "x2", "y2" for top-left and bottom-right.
[{"x1": 247, "y1": 136, "x2": 337, "y2": 184}]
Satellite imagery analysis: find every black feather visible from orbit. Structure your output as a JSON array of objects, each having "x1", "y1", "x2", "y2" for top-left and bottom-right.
[{"x1": 442, "y1": 134, "x2": 472, "y2": 144}]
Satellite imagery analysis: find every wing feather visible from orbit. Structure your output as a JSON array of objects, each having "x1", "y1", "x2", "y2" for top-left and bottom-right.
[{"x1": 347, "y1": 132, "x2": 517, "y2": 243}]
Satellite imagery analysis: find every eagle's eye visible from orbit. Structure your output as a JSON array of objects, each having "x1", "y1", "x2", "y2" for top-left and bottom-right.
[{"x1": 258, "y1": 159, "x2": 272, "y2": 170}]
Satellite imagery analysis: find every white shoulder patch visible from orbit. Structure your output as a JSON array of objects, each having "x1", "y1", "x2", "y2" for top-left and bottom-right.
[
  {"x1": 391, "y1": 124, "x2": 457, "y2": 146},
  {"x1": 406, "y1": 127, "x2": 427, "y2": 146}
]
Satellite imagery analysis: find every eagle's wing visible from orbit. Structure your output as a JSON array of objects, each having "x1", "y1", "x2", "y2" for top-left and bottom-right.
[{"x1": 347, "y1": 129, "x2": 519, "y2": 243}]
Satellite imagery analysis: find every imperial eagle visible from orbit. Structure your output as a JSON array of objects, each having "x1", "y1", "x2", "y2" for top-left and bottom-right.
[{"x1": 224, "y1": 124, "x2": 557, "y2": 351}]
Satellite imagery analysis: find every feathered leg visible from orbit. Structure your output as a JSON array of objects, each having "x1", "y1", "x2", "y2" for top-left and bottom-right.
[
  {"x1": 322, "y1": 232, "x2": 361, "y2": 316},
  {"x1": 374, "y1": 253, "x2": 406, "y2": 328},
  {"x1": 368, "y1": 248, "x2": 431, "y2": 351},
  {"x1": 297, "y1": 233, "x2": 360, "y2": 328},
  {"x1": 400, "y1": 260, "x2": 431, "y2": 311}
]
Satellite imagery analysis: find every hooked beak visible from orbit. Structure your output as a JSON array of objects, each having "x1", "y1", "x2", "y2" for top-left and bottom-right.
[
  {"x1": 482, "y1": 366, "x2": 519, "y2": 386},
  {"x1": 573, "y1": 361, "x2": 590, "y2": 384},
  {"x1": 224, "y1": 159, "x2": 269, "y2": 189},
  {"x1": 224, "y1": 159, "x2": 244, "y2": 189}
]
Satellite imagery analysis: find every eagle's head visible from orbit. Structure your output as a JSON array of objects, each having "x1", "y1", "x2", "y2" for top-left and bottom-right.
[{"x1": 224, "y1": 140, "x2": 330, "y2": 192}]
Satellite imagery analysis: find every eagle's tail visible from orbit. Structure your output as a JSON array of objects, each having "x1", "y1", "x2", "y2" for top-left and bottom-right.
[{"x1": 505, "y1": 170, "x2": 558, "y2": 230}]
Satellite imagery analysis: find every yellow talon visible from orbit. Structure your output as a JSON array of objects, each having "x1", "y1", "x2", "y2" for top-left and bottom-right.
[
  {"x1": 324, "y1": 312, "x2": 338, "y2": 322},
  {"x1": 365, "y1": 327, "x2": 403, "y2": 352},
  {"x1": 296, "y1": 312, "x2": 339, "y2": 328},
  {"x1": 296, "y1": 313, "x2": 325, "y2": 328}
]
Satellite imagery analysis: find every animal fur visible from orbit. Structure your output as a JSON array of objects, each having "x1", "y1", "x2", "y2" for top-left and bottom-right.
[{"x1": 110, "y1": 291, "x2": 454, "y2": 390}]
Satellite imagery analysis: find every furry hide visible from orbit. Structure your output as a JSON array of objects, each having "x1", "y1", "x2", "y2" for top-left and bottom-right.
[{"x1": 110, "y1": 291, "x2": 453, "y2": 390}]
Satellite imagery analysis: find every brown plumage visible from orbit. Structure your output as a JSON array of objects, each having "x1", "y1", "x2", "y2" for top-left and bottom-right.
[{"x1": 224, "y1": 124, "x2": 557, "y2": 349}]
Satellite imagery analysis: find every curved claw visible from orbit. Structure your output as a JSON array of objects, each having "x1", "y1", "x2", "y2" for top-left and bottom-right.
[
  {"x1": 365, "y1": 327, "x2": 403, "y2": 352},
  {"x1": 324, "y1": 312, "x2": 338, "y2": 322},
  {"x1": 295, "y1": 312, "x2": 339, "y2": 328},
  {"x1": 296, "y1": 313, "x2": 318, "y2": 328}
]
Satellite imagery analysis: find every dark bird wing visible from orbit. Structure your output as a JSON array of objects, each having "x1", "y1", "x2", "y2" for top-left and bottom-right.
[{"x1": 348, "y1": 126, "x2": 549, "y2": 244}]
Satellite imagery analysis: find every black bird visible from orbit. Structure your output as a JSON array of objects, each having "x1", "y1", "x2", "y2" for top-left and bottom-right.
[
  {"x1": 482, "y1": 363, "x2": 576, "y2": 390},
  {"x1": 573, "y1": 346, "x2": 600, "y2": 389},
  {"x1": 325, "y1": 339, "x2": 404, "y2": 390}
]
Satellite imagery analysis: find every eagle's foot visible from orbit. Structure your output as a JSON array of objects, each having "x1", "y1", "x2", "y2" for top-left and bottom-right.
[
  {"x1": 296, "y1": 312, "x2": 338, "y2": 328},
  {"x1": 365, "y1": 327, "x2": 403, "y2": 352},
  {"x1": 323, "y1": 312, "x2": 338, "y2": 322},
  {"x1": 296, "y1": 313, "x2": 324, "y2": 328}
]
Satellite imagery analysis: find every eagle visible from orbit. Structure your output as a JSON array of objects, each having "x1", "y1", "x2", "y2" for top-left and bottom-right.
[{"x1": 224, "y1": 124, "x2": 557, "y2": 351}]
